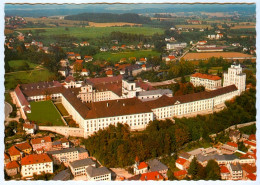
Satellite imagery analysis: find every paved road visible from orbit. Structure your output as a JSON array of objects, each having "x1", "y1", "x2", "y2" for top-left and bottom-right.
[{"x1": 4, "y1": 102, "x2": 12, "y2": 118}]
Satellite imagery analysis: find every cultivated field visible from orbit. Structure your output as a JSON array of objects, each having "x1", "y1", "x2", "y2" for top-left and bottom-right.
[
  {"x1": 201, "y1": 12, "x2": 233, "y2": 17},
  {"x1": 87, "y1": 22, "x2": 142, "y2": 27},
  {"x1": 231, "y1": 25, "x2": 255, "y2": 29},
  {"x1": 24, "y1": 17, "x2": 89, "y2": 27},
  {"x1": 27, "y1": 100, "x2": 65, "y2": 126},
  {"x1": 4, "y1": 29, "x2": 14, "y2": 34},
  {"x1": 94, "y1": 50, "x2": 160, "y2": 63},
  {"x1": 175, "y1": 24, "x2": 213, "y2": 29},
  {"x1": 183, "y1": 52, "x2": 255, "y2": 61},
  {"x1": 5, "y1": 69, "x2": 55, "y2": 90},
  {"x1": 24, "y1": 26, "x2": 164, "y2": 39}
]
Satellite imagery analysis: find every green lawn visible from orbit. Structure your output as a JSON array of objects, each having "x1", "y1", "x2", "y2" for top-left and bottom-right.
[
  {"x1": 27, "y1": 100, "x2": 65, "y2": 126},
  {"x1": 5, "y1": 69, "x2": 55, "y2": 90},
  {"x1": 33, "y1": 26, "x2": 164, "y2": 39},
  {"x1": 8, "y1": 60, "x2": 38, "y2": 72},
  {"x1": 93, "y1": 50, "x2": 160, "y2": 63}
]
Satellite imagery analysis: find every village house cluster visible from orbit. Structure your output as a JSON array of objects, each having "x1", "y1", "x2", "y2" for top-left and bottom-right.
[{"x1": 4, "y1": 135, "x2": 112, "y2": 180}]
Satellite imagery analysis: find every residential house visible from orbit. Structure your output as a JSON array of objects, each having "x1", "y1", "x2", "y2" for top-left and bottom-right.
[
  {"x1": 227, "y1": 163, "x2": 243, "y2": 180},
  {"x1": 84, "y1": 56, "x2": 93, "y2": 62},
  {"x1": 81, "y1": 69, "x2": 89, "y2": 76},
  {"x1": 179, "y1": 152, "x2": 193, "y2": 162},
  {"x1": 23, "y1": 123, "x2": 36, "y2": 134},
  {"x1": 59, "y1": 67, "x2": 69, "y2": 77},
  {"x1": 220, "y1": 165, "x2": 230, "y2": 180},
  {"x1": 69, "y1": 158, "x2": 96, "y2": 177},
  {"x1": 8, "y1": 146, "x2": 22, "y2": 161},
  {"x1": 4, "y1": 153, "x2": 11, "y2": 166},
  {"x1": 15, "y1": 142, "x2": 32, "y2": 154},
  {"x1": 174, "y1": 170, "x2": 187, "y2": 180},
  {"x1": 21, "y1": 153, "x2": 53, "y2": 178},
  {"x1": 190, "y1": 73, "x2": 222, "y2": 91},
  {"x1": 147, "y1": 159, "x2": 168, "y2": 178},
  {"x1": 80, "y1": 41, "x2": 89, "y2": 47},
  {"x1": 75, "y1": 54, "x2": 82, "y2": 60},
  {"x1": 175, "y1": 158, "x2": 189, "y2": 170},
  {"x1": 31, "y1": 136, "x2": 52, "y2": 152},
  {"x1": 106, "y1": 70, "x2": 113, "y2": 77},
  {"x1": 60, "y1": 59, "x2": 69, "y2": 67},
  {"x1": 67, "y1": 52, "x2": 75, "y2": 60},
  {"x1": 53, "y1": 169, "x2": 71, "y2": 180},
  {"x1": 5, "y1": 161, "x2": 20, "y2": 176},
  {"x1": 100, "y1": 47, "x2": 108, "y2": 52},
  {"x1": 133, "y1": 157, "x2": 148, "y2": 175},
  {"x1": 85, "y1": 166, "x2": 111, "y2": 181},
  {"x1": 241, "y1": 164, "x2": 256, "y2": 180},
  {"x1": 140, "y1": 171, "x2": 164, "y2": 181}
]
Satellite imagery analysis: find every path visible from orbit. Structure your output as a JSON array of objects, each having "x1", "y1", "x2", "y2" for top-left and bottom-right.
[{"x1": 4, "y1": 102, "x2": 12, "y2": 118}]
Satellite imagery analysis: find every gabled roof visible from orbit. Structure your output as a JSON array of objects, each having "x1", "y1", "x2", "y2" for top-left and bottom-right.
[
  {"x1": 220, "y1": 166, "x2": 230, "y2": 174},
  {"x1": 6, "y1": 161, "x2": 20, "y2": 169},
  {"x1": 249, "y1": 134, "x2": 256, "y2": 141},
  {"x1": 69, "y1": 158, "x2": 95, "y2": 169},
  {"x1": 140, "y1": 171, "x2": 163, "y2": 181},
  {"x1": 138, "y1": 162, "x2": 148, "y2": 170},
  {"x1": 8, "y1": 146, "x2": 21, "y2": 156},
  {"x1": 31, "y1": 136, "x2": 52, "y2": 145},
  {"x1": 176, "y1": 158, "x2": 188, "y2": 165},
  {"x1": 246, "y1": 173, "x2": 256, "y2": 180},
  {"x1": 5, "y1": 153, "x2": 10, "y2": 160},
  {"x1": 23, "y1": 123, "x2": 35, "y2": 129},
  {"x1": 191, "y1": 73, "x2": 221, "y2": 81},
  {"x1": 226, "y1": 142, "x2": 238, "y2": 148},
  {"x1": 21, "y1": 153, "x2": 52, "y2": 166},
  {"x1": 174, "y1": 170, "x2": 187, "y2": 177},
  {"x1": 15, "y1": 142, "x2": 32, "y2": 151},
  {"x1": 65, "y1": 76, "x2": 76, "y2": 83},
  {"x1": 86, "y1": 166, "x2": 111, "y2": 177},
  {"x1": 147, "y1": 159, "x2": 168, "y2": 172}
]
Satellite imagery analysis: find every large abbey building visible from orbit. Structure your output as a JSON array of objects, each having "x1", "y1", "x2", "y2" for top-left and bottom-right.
[{"x1": 13, "y1": 65, "x2": 244, "y2": 138}]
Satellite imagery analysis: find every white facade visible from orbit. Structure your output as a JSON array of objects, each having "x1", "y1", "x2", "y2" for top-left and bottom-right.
[
  {"x1": 190, "y1": 75, "x2": 222, "y2": 90},
  {"x1": 21, "y1": 161, "x2": 53, "y2": 178},
  {"x1": 166, "y1": 43, "x2": 187, "y2": 50},
  {"x1": 223, "y1": 64, "x2": 246, "y2": 95}
]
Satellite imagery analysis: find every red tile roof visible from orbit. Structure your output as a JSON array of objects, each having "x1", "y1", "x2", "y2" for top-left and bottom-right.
[
  {"x1": 174, "y1": 170, "x2": 187, "y2": 177},
  {"x1": 87, "y1": 75, "x2": 122, "y2": 85},
  {"x1": 8, "y1": 146, "x2": 21, "y2": 156},
  {"x1": 242, "y1": 164, "x2": 256, "y2": 174},
  {"x1": 138, "y1": 162, "x2": 148, "y2": 170},
  {"x1": 21, "y1": 153, "x2": 52, "y2": 166},
  {"x1": 5, "y1": 153, "x2": 10, "y2": 160},
  {"x1": 82, "y1": 68, "x2": 88, "y2": 72},
  {"x1": 140, "y1": 171, "x2": 164, "y2": 181},
  {"x1": 246, "y1": 173, "x2": 256, "y2": 180},
  {"x1": 6, "y1": 161, "x2": 20, "y2": 169},
  {"x1": 220, "y1": 166, "x2": 230, "y2": 174},
  {"x1": 191, "y1": 73, "x2": 221, "y2": 81},
  {"x1": 249, "y1": 134, "x2": 256, "y2": 141},
  {"x1": 23, "y1": 123, "x2": 35, "y2": 129},
  {"x1": 176, "y1": 158, "x2": 187, "y2": 165},
  {"x1": 227, "y1": 142, "x2": 238, "y2": 148},
  {"x1": 106, "y1": 70, "x2": 113, "y2": 76},
  {"x1": 139, "y1": 58, "x2": 147, "y2": 61},
  {"x1": 135, "y1": 80, "x2": 155, "y2": 91},
  {"x1": 65, "y1": 76, "x2": 76, "y2": 83},
  {"x1": 31, "y1": 136, "x2": 52, "y2": 145},
  {"x1": 14, "y1": 85, "x2": 30, "y2": 107},
  {"x1": 167, "y1": 56, "x2": 176, "y2": 60},
  {"x1": 75, "y1": 59, "x2": 83, "y2": 64},
  {"x1": 244, "y1": 140, "x2": 256, "y2": 147},
  {"x1": 15, "y1": 142, "x2": 32, "y2": 151}
]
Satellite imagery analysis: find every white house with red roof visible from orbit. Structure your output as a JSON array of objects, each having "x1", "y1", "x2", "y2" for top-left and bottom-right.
[
  {"x1": 133, "y1": 157, "x2": 148, "y2": 175},
  {"x1": 176, "y1": 158, "x2": 190, "y2": 170},
  {"x1": 23, "y1": 123, "x2": 36, "y2": 134},
  {"x1": 220, "y1": 165, "x2": 230, "y2": 180},
  {"x1": 81, "y1": 69, "x2": 90, "y2": 76},
  {"x1": 190, "y1": 73, "x2": 222, "y2": 90},
  {"x1": 21, "y1": 153, "x2": 53, "y2": 178}
]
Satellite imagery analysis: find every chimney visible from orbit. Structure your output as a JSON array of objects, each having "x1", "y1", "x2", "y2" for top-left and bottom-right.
[
  {"x1": 123, "y1": 103, "x2": 125, "y2": 106},
  {"x1": 107, "y1": 103, "x2": 109, "y2": 107}
]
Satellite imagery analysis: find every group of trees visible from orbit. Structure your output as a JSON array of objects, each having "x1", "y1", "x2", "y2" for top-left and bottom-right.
[
  {"x1": 65, "y1": 13, "x2": 151, "y2": 24},
  {"x1": 188, "y1": 158, "x2": 220, "y2": 180},
  {"x1": 170, "y1": 82, "x2": 205, "y2": 96}
]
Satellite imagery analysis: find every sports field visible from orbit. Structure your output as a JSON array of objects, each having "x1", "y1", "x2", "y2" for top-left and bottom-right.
[
  {"x1": 27, "y1": 100, "x2": 64, "y2": 126},
  {"x1": 94, "y1": 50, "x2": 160, "y2": 63}
]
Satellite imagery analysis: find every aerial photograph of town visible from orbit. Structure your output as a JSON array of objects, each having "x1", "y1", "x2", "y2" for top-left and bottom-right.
[{"x1": 3, "y1": 2, "x2": 257, "y2": 181}]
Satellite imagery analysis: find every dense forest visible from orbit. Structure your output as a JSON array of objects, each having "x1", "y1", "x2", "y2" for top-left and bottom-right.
[
  {"x1": 83, "y1": 88, "x2": 256, "y2": 168},
  {"x1": 65, "y1": 13, "x2": 151, "y2": 24}
]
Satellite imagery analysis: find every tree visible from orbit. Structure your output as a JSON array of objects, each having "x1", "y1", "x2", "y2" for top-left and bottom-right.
[
  {"x1": 167, "y1": 169, "x2": 176, "y2": 180},
  {"x1": 188, "y1": 157, "x2": 198, "y2": 179},
  {"x1": 205, "y1": 160, "x2": 221, "y2": 180}
]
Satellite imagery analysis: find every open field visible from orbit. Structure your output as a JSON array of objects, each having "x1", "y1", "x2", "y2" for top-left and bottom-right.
[
  {"x1": 27, "y1": 100, "x2": 64, "y2": 126},
  {"x1": 55, "y1": 103, "x2": 69, "y2": 116},
  {"x1": 201, "y1": 12, "x2": 233, "y2": 17},
  {"x1": 231, "y1": 25, "x2": 255, "y2": 29},
  {"x1": 175, "y1": 24, "x2": 213, "y2": 29},
  {"x1": 183, "y1": 52, "x2": 255, "y2": 61},
  {"x1": 8, "y1": 60, "x2": 38, "y2": 71},
  {"x1": 93, "y1": 50, "x2": 160, "y2": 63},
  {"x1": 87, "y1": 22, "x2": 142, "y2": 27},
  {"x1": 5, "y1": 69, "x2": 55, "y2": 90},
  {"x1": 30, "y1": 26, "x2": 164, "y2": 38},
  {"x1": 24, "y1": 17, "x2": 89, "y2": 27}
]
